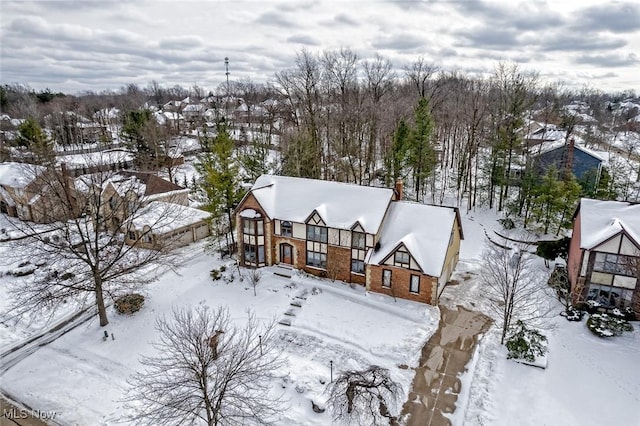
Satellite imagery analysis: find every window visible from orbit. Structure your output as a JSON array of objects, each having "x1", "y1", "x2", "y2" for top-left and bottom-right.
[
  {"x1": 127, "y1": 230, "x2": 136, "y2": 240},
  {"x1": 109, "y1": 196, "x2": 118, "y2": 211},
  {"x1": 243, "y1": 219, "x2": 264, "y2": 236},
  {"x1": 394, "y1": 251, "x2": 410, "y2": 266},
  {"x1": 593, "y1": 252, "x2": 637, "y2": 277},
  {"x1": 382, "y1": 269, "x2": 392, "y2": 288},
  {"x1": 307, "y1": 225, "x2": 327, "y2": 243},
  {"x1": 306, "y1": 250, "x2": 327, "y2": 269},
  {"x1": 351, "y1": 259, "x2": 365, "y2": 274},
  {"x1": 281, "y1": 221, "x2": 292, "y2": 237},
  {"x1": 410, "y1": 275, "x2": 420, "y2": 294},
  {"x1": 352, "y1": 231, "x2": 366, "y2": 249},
  {"x1": 143, "y1": 232, "x2": 153, "y2": 244},
  {"x1": 244, "y1": 244, "x2": 265, "y2": 264},
  {"x1": 587, "y1": 284, "x2": 634, "y2": 309}
]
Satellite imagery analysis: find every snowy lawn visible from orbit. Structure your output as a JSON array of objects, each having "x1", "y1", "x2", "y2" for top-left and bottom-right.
[
  {"x1": 442, "y1": 206, "x2": 640, "y2": 426},
  {"x1": 0, "y1": 246, "x2": 438, "y2": 425}
]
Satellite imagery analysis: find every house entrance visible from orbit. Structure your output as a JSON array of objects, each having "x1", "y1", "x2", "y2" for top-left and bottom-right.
[{"x1": 280, "y1": 243, "x2": 293, "y2": 265}]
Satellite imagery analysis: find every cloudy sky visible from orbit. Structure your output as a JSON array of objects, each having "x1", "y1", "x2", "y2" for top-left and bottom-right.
[{"x1": 1, "y1": 0, "x2": 639, "y2": 94}]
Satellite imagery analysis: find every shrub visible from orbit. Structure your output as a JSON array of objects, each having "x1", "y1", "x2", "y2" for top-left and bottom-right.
[
  {"x1": 498, "y1": 218, "x2": 515, "y2": 230},
  {"x1": 563, "y1": 306, "x2": 584, "y2": 322},
  {"x1": 505, "y1": 320, "x2": 547, "y2": 362},
  {"x1": 115, "y1": 293, "x2": 145, "y2": 315},
  {"x1": 587, "y1": 313, "x2": 633, "y2": 338},
  {"x1": 210, "y1": 268, "x2": 222, "y2": 281}
]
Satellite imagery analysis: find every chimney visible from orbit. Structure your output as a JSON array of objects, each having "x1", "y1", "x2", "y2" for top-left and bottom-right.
[{"x1": 394, "y1": 179, "x2": 403, "y2": 201}]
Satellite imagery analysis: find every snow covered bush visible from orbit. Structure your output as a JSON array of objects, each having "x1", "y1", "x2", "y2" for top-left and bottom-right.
[
  {"x1": 505, "y1": 320, "x2": 548, "y2": 362},
  {"x1": 587, "y1": 313, "x2": 633, "y2": 338},
  {"x1": 562, "y1": 306, "x2": 584, "y2": 322},
  {"x1": 115, "y1": 293, "x2": 145, "y2": 315}
]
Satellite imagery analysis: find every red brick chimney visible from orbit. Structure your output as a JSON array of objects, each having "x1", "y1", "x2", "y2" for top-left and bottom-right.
[{"x1": 395, "y1": 179, "x2": 403, "y2": 201}]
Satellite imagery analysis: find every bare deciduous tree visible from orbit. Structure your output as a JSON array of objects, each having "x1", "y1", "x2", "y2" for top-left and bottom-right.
[
  {"x1": 482, "y1": 238, "x2": 552, "y2": 344},
  {"x1": 125, "y1": 305, "x2": 285, "y2": 426},
  {"x1": 326, "y1": 365, "x2": 401, "y2": 425},
  {"x1": 247, "y1": 268, "x2": 262, "y2": 296},
  {"x1": 5, "y1": 165, "x2": 183, "y2": 326}
]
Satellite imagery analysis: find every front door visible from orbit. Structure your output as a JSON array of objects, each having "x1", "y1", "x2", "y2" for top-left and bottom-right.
[{"x1": 280, "y1": 243, "x2": 293, "y2": 265}]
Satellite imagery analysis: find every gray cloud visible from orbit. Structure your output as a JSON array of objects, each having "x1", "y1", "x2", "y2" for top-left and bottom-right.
[
  {"x1": 333, "y1": 13, "x2": 359, "y2": 27},
  {"x1": 537, "y1": 33, "x2": 627, "y2": 52},
  {"x1": 254, "y1": 11, "x2": 300, "y2": 28},
  {"x1": 574, "y1": 3, "x2": 640, "y2": 33},
  {"x1": 286, "y1": 35, "x2": 320, "y2": 46},
  {"x1": 454, "y1": 26, "x2": 521, "y2": 49},
  {"x1": 372, "y1": 32, "x2": 426, "y2": 51},
  {"x1": 573, "y1": 53, "x2": 639, "y2": 68},
  {"x1": 158, "y1": 36, "x2": 204, "y2": 50}
]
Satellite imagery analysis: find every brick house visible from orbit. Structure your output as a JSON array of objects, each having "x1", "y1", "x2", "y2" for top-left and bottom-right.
[
  {"x1": 235, "y1": 175, "x2": 464, "y2": 305},
  {"x1": 568, "y1": 198, "x2": 640, "y2": 315}
]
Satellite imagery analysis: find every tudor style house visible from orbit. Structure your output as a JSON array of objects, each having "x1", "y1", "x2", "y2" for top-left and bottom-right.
[
  {"x1": 0, "y1": 162, "x2": 76, "y2": 223},
  {"x1": 235, "y1": 175, "x2": 463, "y2": 305},
  {"x1": 568, "y1": 198, "x2": 640, "y2": 315}
]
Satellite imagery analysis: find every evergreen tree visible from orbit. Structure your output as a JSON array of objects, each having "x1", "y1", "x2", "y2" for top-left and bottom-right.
[
  {"x1": 407, "y1": 97, "x2": 436, "y2": 201},
  {"x1": 197, "y1": 124, "x2": 245, "y2": 249},
  {"x1": 15, "y1": 117, "x2": 54, "y2": 165},
  {"x1": 529, "y1": 166, "x2": 581, "y2": 235},
  {"x1": 384, "y1": 119, "x2": 409, "y2": 186},
  {"x1": 120, "y1": 109, "x2": 156, "y2": 169}
]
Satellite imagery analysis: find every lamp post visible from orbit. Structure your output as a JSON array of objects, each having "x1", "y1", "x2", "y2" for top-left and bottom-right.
[{"x1": 330, "y1": 360, "x2": 333, "y2": 382}]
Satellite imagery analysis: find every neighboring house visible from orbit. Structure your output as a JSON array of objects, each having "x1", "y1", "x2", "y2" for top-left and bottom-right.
[
  {"x1": 99, "y1": 171, "x2": 189, "y2": 231},
  {"x1": 235, "y1": 175, "x2": 464, "y2": 305},
  {"x1": 0, "y1": 162, "x2": 75, "y2": 223},
  {"x1": 568, "y1": 198, "x2": 640, "y2": 315},
  {"x1": 533, "y1": 139, "x2": 604, "y2": 185},
  {"x1": 124, "y1": 201, "x2": 210, "y2": 249}
]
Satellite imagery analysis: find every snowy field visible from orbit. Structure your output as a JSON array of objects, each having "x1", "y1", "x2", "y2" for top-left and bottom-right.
[
  {"x1": 1, "y1": 206, "x2": 639, "y2": 425},
  {"x1": 0, "y1": 241, "x2": 438, "y2": 425}
]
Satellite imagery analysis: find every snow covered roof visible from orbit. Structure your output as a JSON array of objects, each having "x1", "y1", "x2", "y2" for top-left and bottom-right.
[
  {"x1": 0, "y1": 162, "x2": 45, "y2": 189},
  {"x1": 369, "y1": 202, "x2": 459, "y2": 276},
  {"x1": 246, "y1": 175, "x2": 394, "y2": 234},
  {"x1": 578, "y1": 198, "x2": 640, "y2": 249},
  {"x1": 103, "y1": 172, "x2": 186, "y2": 199},
  {"x1": 536, "y1": 139, "x2": 605, "y2": 162},
  {"x1": 128, "y1": 201, "x2": 209, "y2": 234}
]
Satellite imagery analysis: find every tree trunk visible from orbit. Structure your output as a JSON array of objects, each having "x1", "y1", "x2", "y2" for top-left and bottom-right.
[{"x1": 94, "y1": 274, "x2": 109, "y2": 326}]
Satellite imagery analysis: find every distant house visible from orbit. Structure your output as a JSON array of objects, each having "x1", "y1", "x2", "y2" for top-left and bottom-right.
[
  {"x1": 234, "y1": 175, "x2": 464, "y2": 304},
  {"x1": 99, "y1": 171, "x2": 189, "y2": 231},
  {"x1": 568, "y1": 198, "x2": 640, "y2": 316},
  {"x1": 0, "y1": 162, "x2": 75, "y2": 223},
  {"x1": 533, "y1": 139, "x2": 604, "y2": 186},
  {"x1": 124, "y1": 201, "x2": 210, "y2": 249}
]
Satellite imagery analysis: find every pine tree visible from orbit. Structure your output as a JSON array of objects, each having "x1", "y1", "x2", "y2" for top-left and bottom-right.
[
  {"x1": 197, "y1": 124, "x2": 245, "y2": 249},
  {"x1": 16, "y1": 118, "x2": 54, "y2": 165},
  {"x1": 384, "y1": 119, "x2": 409, "y2": 186},
  {"x1": 406, "y1": 97, "x2": 436, "y2": 201}
]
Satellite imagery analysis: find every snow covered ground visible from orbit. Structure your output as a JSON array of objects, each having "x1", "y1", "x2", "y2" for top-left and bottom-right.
[
  {"x1": 442, "y1": 209, "x2": 640, "y2": 426},
  {"x1": 1, "y1": 205, "x2": 639, "y2": 425},
  {"x1": 0, "y1": 241, "x2": 438, "y2": 425}
]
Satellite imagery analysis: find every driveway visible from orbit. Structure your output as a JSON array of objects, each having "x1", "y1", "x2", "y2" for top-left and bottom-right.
[{"x1": 398, "y1": 305, "x2": 492, "y2": 426}]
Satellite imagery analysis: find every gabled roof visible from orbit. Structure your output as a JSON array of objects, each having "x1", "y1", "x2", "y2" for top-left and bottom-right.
[
  {"x1": 578, "y1": 198, "x2": 640, "y2": 249},
  {"x1": 368, "y1": 202, "x2": 460, "y2": 277},
  {"x1": 246, "y1": 175, "x2": 394, "y2": 234},
  {"x1": 536, "y1": 140, "x2": 605, "y2": 162},
  {"x1": 0, "y1": 162, "x2": 45, "y2": 189},
  {"x1": 128, "y1": 201, "x2": 209, "y2": 234},
  {"x1": 103, "y1": 172, "x2": 186, "y2": 198}
]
